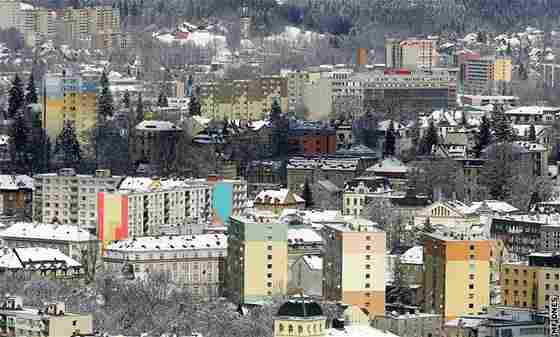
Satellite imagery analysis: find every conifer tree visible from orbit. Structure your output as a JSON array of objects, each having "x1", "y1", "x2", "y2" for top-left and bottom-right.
[
  {"x1": 422, "y1": 119, "x2": 438, "y2": 154},
  {"x1": 25, "y1": 73, "x2": 38, "y2": 106},
  {"x1": 157, "y1": 90, "x2": 168, "y2": 107},
  {"x1": 461, "y1": 111, "x2": 468, "y2": 125},
  {"x1": 188, "y1": 95, "x2": 201, "y2": 116},
  {"x1": 97, "y1": 71, "x2": 114, "y2": 121},
  {"x1": 30, "y1": 109, "x2": 49, "y2": 173},
  {"x1": 422, "y1": 217, "x2": 435, "y2": 233},
  {"x1": 302, "y1": 180, "x2": 313, "y2": 209},
  {"x1": 474, "y1": 116, "x2": 492, "y2": 157},
  {"x1": 528, "y1": 123, "x2": 536, "y2": 141},
  {"x1": 10, "y1": 110, "x2": 31, "y2": 172},
  {"x1": 7, "y1": 74, "x2": 24, "y2": 119},
  {"x1": 55, "y1": 120, "x2": 81, "y2": 167},
  {"x1": 122, "y1": 90, "x2": 131, "y2": 109},
  {"x1": 383, "y1": 120, "x2": 396, "y2": 157},
  {"x1": 136, "y1": 92, "x2": 144, "y2": 124},
  {"x1": 492, "y1": 105, "x2": 514, "y2": 143}
]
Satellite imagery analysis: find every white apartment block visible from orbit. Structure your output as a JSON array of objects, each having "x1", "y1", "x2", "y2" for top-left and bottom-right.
[
  {"x1": 33, "y1": 168, "x2": 123, "y2": 232},
  {"x1": 103, "y1": 234, "x2": 226, "y2": 298},
  {"x1": 111, "y1": 177, "x2": 212, "y2": 236}
]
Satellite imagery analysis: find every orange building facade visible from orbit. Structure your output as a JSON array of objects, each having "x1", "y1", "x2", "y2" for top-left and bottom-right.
[{"x1": 97, "y1": 192, "x2": 128, "y2": 248}]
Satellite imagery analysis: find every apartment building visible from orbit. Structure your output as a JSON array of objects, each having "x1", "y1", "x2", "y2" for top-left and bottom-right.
[
  {"x1": 462, "y1": 57, "x2": 512, "y2": 95},
  {"x1": 500, "y1": 252, "x2": 560, "y2": 311},
  {"x1": 358, "y1": 68, "x2": 457, "y2": 114},
  {"x1": 198, "y1": 76, "x2": 288, "y2": 121},
  {"x1": 0, "y1": 297, "x2": 93, "y2": 337},
  {"x1": 42, "y1": 70, "x2": 99, "y2": 140},
  {"x1": 322, "y1": 217, "x2": 385, "y2": 318},
  {"x1": 0, "y1": 175, "x2": 33, "y2": 216},
  {"x1": 0, "y1": 222, "x2": 97, "y2": 261},
  {"x1": 226, "y1": 215, "x2": 288, "y2": 304},
  {"x1": 103, "y1": 234, "x2": 226, "y2": 298},
  {"x1": 342, "y1": 176, "x2": 392, "y2": 217},
  {"x1": 62, "y1": 6, "x2": 120, "y2": 49},
  {"x1": 32, "y1": 168, "x2": 123, "y2": 232},
  {"x1": 282, "y1": 70, "x2": 310, "y2": 114},
  {"x1": 422, "y1": 232, "x2": 491, "y2": 321},
  {"x1": 207, "y1": 175, "x2": 248, "y2": 226},
  {"x1": 385, "y1": 37, "x2": 438, "y2": 70},
  {"x1": 542, "y1": 62, "x2": 560, "y2": 89},
  {"x1": 97, "y1": 177, "x2": 212, "y2": 246}
]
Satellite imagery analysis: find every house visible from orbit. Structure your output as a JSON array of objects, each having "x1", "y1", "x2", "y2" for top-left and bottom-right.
[
  {"x1": 365, "y1": 157, "x2": 408, "y2": 191},
  {"x1": 343, "y1": 176, "x2": 392, "y2": 217},
  {"x1": 254, "y1": 189, "x2": 305, "y2": 214},
  {"x1": 288, "y1": 255, "x2": 322, "y2": 297},
  {"x1": 0, "y1": 175, "x2": 33, "y2": 217},
  {"x1": 0, "y1": 247, "x2": 83, "y2": 279}
]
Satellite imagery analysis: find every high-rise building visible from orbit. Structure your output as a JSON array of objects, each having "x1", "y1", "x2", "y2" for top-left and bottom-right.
[
  {"x1": 385, "y1": 37, "x2": 438, "y2": 70},
  {"x1": 42, "y1": 70, "x2": 98, "y2": 140},
  {"x1": 422, "y1": 232, "x2": 491, "y2": 321},
  {"x1": 226, "y1": 215, "x2": 288, "y2": 304},
  {"x1": 207, "y1": 175, "x2": 248, "y2": 226},
  {"x1": 385, "y1": 38, "x2": 402, "y2": 69},
  {"x1": 33, "y1": 168, "x2": 123, "y2": 232},
  {"x1": 322, "y1": 217, "x2": 386, "y2": 318},
  {"x1": 97, "y1": 177, "x2": 212, "y2": 247},
  {"x1": 462, "y1": 57, "x2": 512, "y2": 95},
  {"x1": 61, "y1": 6, "x2": 120, "y2": 49}
]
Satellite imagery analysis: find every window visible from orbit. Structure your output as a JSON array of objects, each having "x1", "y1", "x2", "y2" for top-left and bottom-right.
[
  {"x1": 469, "y1": 245, "x2": 475, "y2": 250},
  {"x1": 468, "y1": 303, "x2": 474, "y2": 309},
  {"x1": 365, "y1": 283, "x2": 370, "y2": 288},
  {"x1": 365, "y1": 255, "x2": 371, "y2": 260},
  {"x1": 268, "y1": 255, "x2": 272, "y2": 260},
  {"x1": 267, "y1": 245, "x2": 272, "y2": 251},
  {"x1": 365, "y1": 274, "x2": 370, "y2": 279},
  {"x1": 267, "y1": 282, "x2": 272, "y2": 287},
  {"x1": 268, "y1": 273, "x2": 272, "y2": 278},
  {"x1": 366, "y1": 245, "x2": 371, "y2": 250},
  {"x1": 365, "y1": 264, "x2": 371, "y2": 269},
  {"x1": 469, "y1": 284, "x2": 474, "y2": 290},
  {"x1": 268, "y1": 264, "x2": 272, "y2": 269},
  {"x1": 546, "y1": 284, "x2": 550, "y2": 290},
  {"x1": 366, "y1": 236, "x2": 371, "y2": 241},
  {"x1": 547, "y1": 273, "x2": 551, "y2": 280},
  {"x1": 469, "y1": 274, "x2": 475, "y2": 280}
]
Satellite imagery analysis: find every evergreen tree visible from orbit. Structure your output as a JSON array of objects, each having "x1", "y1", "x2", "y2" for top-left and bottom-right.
[
  {"x1": 270, "y1": 98, "x2": 282, "y2": 120},
  {"x1": 97, "y1": 71, "x2": 114, "y2": 120},
  {"x1": 136, "y1": 92, "x2": 144, "y2": 124},
  {"x1": 492, "y1": 105, "x2": 514, "y2": 143},
  {"x1": 474, "y1": 116, "x2": 492, "y2": 157},
  {"x1": 422, "y1": 119, "x2": 438, "y2": 154},
  {"x1": 461, "y1": 111, "x2": 468, "y2": 125},
  {"x1": 528, "y1": 123, "x2": 536, "y2": 141},
  {"x1": 122, "y1": 90, "x2": 131, "y2": 109},
  {"x1": 421, "y1": 217, "x2": 435, "y2": 233},
  {"x1": 7, "y1": 74, "x2": 24, "y2": 119},
  {"x1": 10, "y1": 110, "x2": 31, "y2": 172},
  {"x1": 302, "y1": 180, "x2": 313, "y2": 209},
  {"x1": 25, "y1": 73, "x2": 38, "y2": 106},
  {"x1": 157, "y1": 90, "x2": 168, "y2": 107},
  {"x1": 270, "y1": 98, "x2": 288, "y2": 158},
  {"x1": 30, "y1": 109, "x2": 49, "y2": 173},
  {"x1": 188, "y1": 95, "x2": 201, "y2": 116},
  {"x1": 383, "y1": 120, "x2": 396, "y2": 157},
  {"x1": 54, "y1": 120, "x2": 81, "y2": 167}
]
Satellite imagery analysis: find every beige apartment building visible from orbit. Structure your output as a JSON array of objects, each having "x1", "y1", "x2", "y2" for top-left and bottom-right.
[
  {"x1": 103, "y1": 234, "x2": 226, "y2": 298},
  {"x1": 32, "y1": 168, "x2": 124, "y2": 232},
  {"x1": 0, "y1": 297, "x2": 93, "y2": 337},
  {"x1": 322, "y1": 217, "x2": 386, "y2": 318}
]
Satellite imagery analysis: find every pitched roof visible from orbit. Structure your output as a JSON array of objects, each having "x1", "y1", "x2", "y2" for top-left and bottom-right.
[
  {"x1": 0, "y1": 175, "x2": 33, "y2": 190},
  {"x1": 105, "y1": 234, "x2": 227, "y2": 252},
  {"x1": 135, "y1": 120, "x2": 181, "y2": 131},
  {"x1": 0, "y1": 222, "x2": 97, "y2": 242},
  {"x1": 366, "y1": 157, "x2": 408, "y2": 173},
  {"x1": 255, "y1": 189, "x2": 304, "y2": 204},
  {"x1": 0, "y1": 247, "x2": 81, "y2": 269}
]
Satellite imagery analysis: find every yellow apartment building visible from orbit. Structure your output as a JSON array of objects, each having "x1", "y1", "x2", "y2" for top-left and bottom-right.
[
  {"x1": 493, "y1": 57, "x2": 512, "y2": 82},
  {"x1": 423, "y1": 232, "x2": 491, "y2": 322},
  {"x1": 226, "y1": 215, "x2": 288, "y2": 304},
  {"x1": 198, "y1": 76, "x2": 288, "y2": 121},
  {"x1": 322, "y1": 217, "x2": 386, "y2": 318}
]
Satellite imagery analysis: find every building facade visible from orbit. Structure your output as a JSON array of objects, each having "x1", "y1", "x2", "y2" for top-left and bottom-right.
[
  {"x1": 322, "y1": 218, "x2": 385, "y2": 318},
  {"x1": 33, "y1": 168, "x2": 123, "y2": 232},
  {"x1": 226, "y1": 215, "x2": 288, "y2": 304},
  {"x1": 422, "y1": 232, "x2": 491, "y2": 321},
  {"x1": 208, "y1": 176, "x2": 248, "y2": 226},
  {"x1": 103, "y1": 234, "x2": 226, "y2": 298}
]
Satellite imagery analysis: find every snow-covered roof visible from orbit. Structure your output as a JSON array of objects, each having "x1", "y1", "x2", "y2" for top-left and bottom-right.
[
  {"x1": 326, "y1": 325, "x2": 400, "y2": 337},
  {"x1": 0, "y1": 247, "x2": 81, "y2": 269},
  {"x1": 514, "y1": 141, "x2": 546, "y2": 152},
  {"x1": 0, "y1": 175, "x2": 33, "y2": 190},
  {"x1": 255, "y1": 189, "x2": 304, "y2": 205},
  {"x1": 288, "y1": 228, "x2": 323, "y2": 245},
  {"x1": 0, "y1": 222, "x2": 97, "y2": 242},
  {"x1": 303, "y1": 255, "x2": 322, "y2": 270},
  {"x1": 466, "y1": 200, "x2": 519, "y2": 214},
  {"x1": 366, "y1": 157, "x2": 408, "y2": 173},
  {"x1": 105, "y1": 234, "x2": 227, "y2": 252},
  {"x1": 400, "y1": 246, "x2": 423, "y2": 265},
  {"x1": 19, "y1": 2, "x2": 34, "y2": 10},
  {"x1": 505, "y1": 106, "x2": 560, "y2": 115},
  {"x1": 118, "y1": 177, "x2": 209, "y2": 193},
  {"x1": 135, "y1": 120, "x2": 181, "y2": 131}
]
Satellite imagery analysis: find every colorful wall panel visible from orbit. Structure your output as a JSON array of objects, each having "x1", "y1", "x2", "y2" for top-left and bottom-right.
[
  {"x1": 212, "y1": 182, "x2": 233, "y2": 226},
  {"x1": 98, "y1": 192, "x2": 128, "y2": 248}
]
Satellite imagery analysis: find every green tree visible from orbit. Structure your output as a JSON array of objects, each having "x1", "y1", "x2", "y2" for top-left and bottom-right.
[
  {"x1": 302, "y1": 179, "x2": 313, "y2": 209},
  {"x1": 189, "y1": 95, "x2": 201, "y2": 116},
  {"x1": 30, "y1": 108, "x2": 49, "y2": 173},
  {"x1": 479, "y1": 143, "x2": 515, "y2": 200},
  {"x1": 492, "y1": 106, "x2": 514, "y2": 142},
  {"x1": 136, "y1": 92, "x2": 144, "y2": 124},
  {"x1": 157, "y1": 90, "x2": 168, "y2": 107},
  {"x1": 528, "y1": 123, "x2": 536, "y2": 141},
  {"x1": 122, "y1": 90, "x2": 131, "y2": 109},
  {"x1": 7, "y1": 74, "x2": 24, "y2": 119},
  {"x1": 422, "y1": 217, "x2": 435, "y2": 233},
  {"x1": 54, "y1": 120, "x2": 81, "y2": 167},
  {"x1": 383, "y1": 120, "x2": 396, "y2": 157},
  {"x1": 422, "y1": 119, "x2": 438, "y2": 154},
  {"x1": 25, "y1": 73, "x2": 38, "y2": 106},
  {"x1": 97, "y1": 71, "x2": 114, "y2": 120},
  {"x1": 474, "y1": 116, "x2": 492, "y2": 157},
  {"x1": 461, "y1": 111, "x2": 468, "y2": 125},
  {"x1": 10, "y1": 111, "x2": 31, "y2": 172}
]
